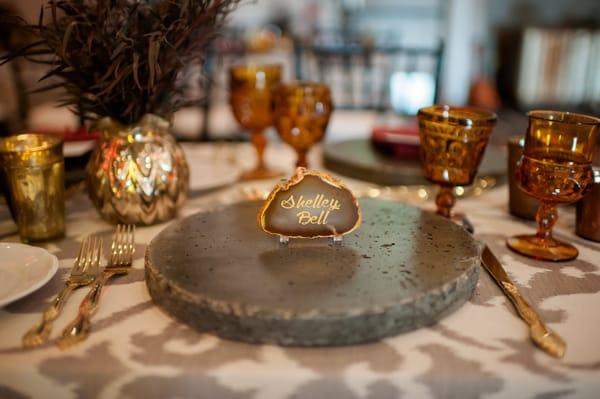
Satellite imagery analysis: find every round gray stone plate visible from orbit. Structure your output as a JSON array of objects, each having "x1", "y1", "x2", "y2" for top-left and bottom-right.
[{"x1": 145, "y1": 198, "x2": 482, "y2": 346}]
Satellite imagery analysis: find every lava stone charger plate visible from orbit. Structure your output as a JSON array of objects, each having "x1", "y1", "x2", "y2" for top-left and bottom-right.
[
  {"x1": 145, "y1": 198, "x2": 482, "y2": 346},
  {"x1": 323, "y1": 139, "x2": 506, "y2": 186}
]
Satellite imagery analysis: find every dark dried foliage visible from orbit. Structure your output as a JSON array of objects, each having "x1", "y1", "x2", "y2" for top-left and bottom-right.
[{"x1": 1, "y1": 0, "x2": 239, "y2": 124}]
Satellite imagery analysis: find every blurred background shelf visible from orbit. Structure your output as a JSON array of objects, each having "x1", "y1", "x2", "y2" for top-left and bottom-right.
[{"x1": 0, "y1": 0, "x2": 598, "y2": 144}]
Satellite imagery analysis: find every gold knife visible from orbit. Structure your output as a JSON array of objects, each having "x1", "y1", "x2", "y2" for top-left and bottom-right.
[{"x1": 481, "y1": 246, "x2": 566, "y2": 358}]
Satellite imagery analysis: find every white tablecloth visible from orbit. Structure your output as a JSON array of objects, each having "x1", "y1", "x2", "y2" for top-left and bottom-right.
[{"x1": 1, "y1": 142, "x2": 599, "y2": 399}]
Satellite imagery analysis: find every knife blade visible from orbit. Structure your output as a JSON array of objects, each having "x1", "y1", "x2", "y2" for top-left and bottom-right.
[{"x1": 481, "y1": 245, "x2": 566, "y2": 358}]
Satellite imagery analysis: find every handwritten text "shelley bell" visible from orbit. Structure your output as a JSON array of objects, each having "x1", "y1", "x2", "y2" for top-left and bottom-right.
[{"x1": 280, "y1": 194, "x2": 341, "y2": 225}]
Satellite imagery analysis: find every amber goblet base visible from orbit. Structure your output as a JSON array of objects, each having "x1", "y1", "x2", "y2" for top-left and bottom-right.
[
  {"x1": 507, "y1": 235, "x2": 578, "y2": 262},
  {"x1": 507, "y1": 202, "x2": 578, "y2": 262},
  {"x1": 239, "y1": 129, "x2": 282, "y2": 181},
  {"x1": 240, "y1": 168, "x2": 282, "y2": 181}
]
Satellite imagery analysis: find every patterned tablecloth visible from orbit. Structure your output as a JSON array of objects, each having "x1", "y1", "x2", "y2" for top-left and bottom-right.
[{"x1": 1, "y1": 142, "x2": 599, "y2": 399}]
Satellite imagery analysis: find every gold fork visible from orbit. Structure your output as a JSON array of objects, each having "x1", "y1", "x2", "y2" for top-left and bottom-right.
[
  {"x1": 57, "y1": 224, "x2": 135, "y2": 348},
  {"x1": 22, "y1": 236, "x2": 102, "y2": 348}
]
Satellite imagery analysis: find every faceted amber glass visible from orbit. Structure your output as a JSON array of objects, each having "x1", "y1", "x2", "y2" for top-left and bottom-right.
[
  {"x1": 229, "y1": 64, "x2": 282, "y2": 180},
  {"x1": 417, "y1": 105, "x2": 497, "y2": 218},
  {"x1": 507, "y1": 110, "x2": 599, "y2": 261},
  {"x1": 273, "y1": 82, "x2": 333, "y2": 168}
]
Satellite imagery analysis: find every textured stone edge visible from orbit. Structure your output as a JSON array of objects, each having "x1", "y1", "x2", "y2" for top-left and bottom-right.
[{"x1": 144, "y1": 245, "x2": 481, "y2": 346}]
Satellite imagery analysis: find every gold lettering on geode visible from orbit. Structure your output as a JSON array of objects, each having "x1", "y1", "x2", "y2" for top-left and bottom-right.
[{"x1": 259, "y1": 168, "x2": 361, "y2": 238}]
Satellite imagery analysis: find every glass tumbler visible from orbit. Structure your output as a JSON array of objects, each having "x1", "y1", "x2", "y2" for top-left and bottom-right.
[{"x1": 0, "y1": 134, "x2": 65, "y2": 242}]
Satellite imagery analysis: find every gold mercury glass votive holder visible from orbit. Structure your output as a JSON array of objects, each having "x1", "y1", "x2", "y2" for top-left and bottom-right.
[{"x1": 0, "y1": 134, "x2": 65, "y2": 242}]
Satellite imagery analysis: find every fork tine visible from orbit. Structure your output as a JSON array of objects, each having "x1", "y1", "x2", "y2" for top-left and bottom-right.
[
  {"x1": 87, "y1": 236, "x2": 96, "y2": 271},
  {"x1": 77, "y1": 237, "x2": 87, "y2": 273},
  {"x1": 124, "y1": 225, "x2": 131, "y2": 265},
  {"x1": 120, "y1": 225, "x2": 128, "y2": 266},
  {"x1": 123, "y1": 225, "x2": 129, "y2": 266},
  {"x1": 128, "y1": 225, "x2": 135, "y2": 265},
  {"x1": 93, "y1": 237, "x2": 102, "y2": 275},
  {"x1": 117, "y1": 225, "x2": 125, "y2": 265},
  {"x1": 120, "y1": 224, "x2": 126, "y2": 265},
  {"x1": 110, "y1": 226, "x2": 119, "y2": 265},
  {"x1": 83, "y1": 236, "x2": 95, "y2": 272},
  {"x1": 123, "y1": 224, "x2": 130, "y2": 265},
  {"x1": 73, "y1": 237, "x2": 90, "y2": 274},
  {"x1": 117, "y1": 225, "x2": 124, "y2": 264},
  {"x1": 112, "y1": 224, "x2": 124, "y2": 266},
  {"x1": 73, "y1": 237, "x2": 85, "y2": 269}
]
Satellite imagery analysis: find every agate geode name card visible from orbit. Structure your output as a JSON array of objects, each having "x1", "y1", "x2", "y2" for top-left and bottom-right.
[{"x1": 259, "y1": 168, "x2": 361, "y2": 242}]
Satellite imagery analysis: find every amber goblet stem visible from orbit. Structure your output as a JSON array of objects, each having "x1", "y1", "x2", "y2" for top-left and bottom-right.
[
  {"x1": 535, "y1": 202, "x2": 558, "y2": 242},
  {"x1": 295, "y1": 149, "x2": 308, "y2": 168},
  {"x1": 435, "y1": 186, "x2": 456, "y2": 218},
  {"x1": 251, "y1": 129, "x2": 267, "y2": 171}
]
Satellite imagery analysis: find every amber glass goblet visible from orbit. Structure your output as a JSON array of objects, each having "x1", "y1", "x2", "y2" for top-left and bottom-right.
[
  {"x1": 417, "y1": 105, "x2": 497, "y2": 218},
  {"x1": 229, "y1": 64, "x2": 282, "y2": 180},
  {"x1": 507, "y1": 111, "x2": 599, "y2": 262},
  {"x1": 272, "y1": 82, "x2": 333, "y2": 168}
]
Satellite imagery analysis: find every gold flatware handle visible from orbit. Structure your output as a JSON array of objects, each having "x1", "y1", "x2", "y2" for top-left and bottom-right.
[
  {"x1": 57, "y1": 272, "x2": 113, "y2": 348},
  {"x1": 22, "y1": 283, "x2": 77, "y2": 348},
  {"x1": 481, "y1": 246, "x2": 566, "y2": 358}
]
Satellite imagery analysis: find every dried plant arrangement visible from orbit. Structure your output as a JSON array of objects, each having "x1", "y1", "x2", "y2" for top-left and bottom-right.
[{"x1": 1, "y1": 0, "x2": 239, "y2": 124}]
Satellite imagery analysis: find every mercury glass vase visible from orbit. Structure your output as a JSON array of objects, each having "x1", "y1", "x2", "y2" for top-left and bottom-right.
[{"x1": 86, "y1": 114, "x2": 189, "y2": 225}]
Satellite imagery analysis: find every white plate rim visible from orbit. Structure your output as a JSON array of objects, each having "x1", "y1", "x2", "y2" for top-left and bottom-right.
[{"x1": 0, "y1": 242, "x2": 59, "y2": 307}]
